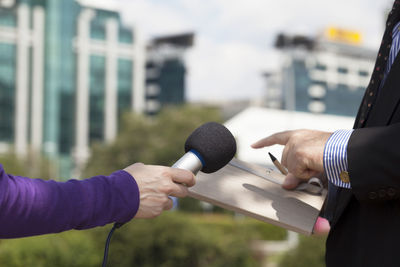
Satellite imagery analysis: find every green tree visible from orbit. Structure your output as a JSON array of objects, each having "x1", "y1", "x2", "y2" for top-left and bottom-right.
[
  {"x1": 278, "y1": 235, "x2": 327, "y2": 267},
  {"x1": 105, "y1": 212, "x2": 260, "y2": 267},
  {"x1": 0, "y1": 212, "x2": 286, "y2": 267},
  {"x1": 0, "y1": 151, "x2": 56, "y2": 180},
  {"x1": 0, "y1": 230, "x2": 101, "y2": 267}
]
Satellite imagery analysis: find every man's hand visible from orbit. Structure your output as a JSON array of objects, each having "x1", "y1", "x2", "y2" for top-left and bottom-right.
[
  {"x1": 124, "y1": 163, "x2": 195, "y2": 218},
  {"x1": 251, "y1": 129, "x2": 332, "y2": 189}
]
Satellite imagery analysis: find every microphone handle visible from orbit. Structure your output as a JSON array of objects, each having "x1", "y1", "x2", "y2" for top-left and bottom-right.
[{"x1": 172, "y1": 151, "x2": 203, "y2": 175}]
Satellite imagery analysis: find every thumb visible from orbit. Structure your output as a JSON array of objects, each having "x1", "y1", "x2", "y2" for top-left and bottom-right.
[{"x1": 282, "y1": 173, "x2": 301, "y2": 190}]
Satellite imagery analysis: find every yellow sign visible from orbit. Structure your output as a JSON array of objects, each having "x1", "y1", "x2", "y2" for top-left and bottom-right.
[{"x1": 325, "y1": 27, "x2": 362, "y2": 45}]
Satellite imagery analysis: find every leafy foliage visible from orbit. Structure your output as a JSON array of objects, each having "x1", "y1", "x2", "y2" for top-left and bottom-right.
[
  {"x1": 0, "y1": 151, "x2": 56, "y2": 180},
  {"x1": 0, "y1": 213, "x2": 286, "y2": 267},
  {"x1": 0, "y1": 230, "x2": 100, "y2": 267},
  {"x1": 278, "y1": 235, "x2": 327, "y2": 267}
]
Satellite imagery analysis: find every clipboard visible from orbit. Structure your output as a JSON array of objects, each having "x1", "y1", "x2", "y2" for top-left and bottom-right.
[{"x1": 188, "y1": 158, "x2": 327, "y2": 235}]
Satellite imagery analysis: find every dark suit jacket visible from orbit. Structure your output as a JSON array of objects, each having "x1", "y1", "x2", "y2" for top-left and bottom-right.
[{"x1": 326, "y1": 33, "x2": 400, "y2": 267}]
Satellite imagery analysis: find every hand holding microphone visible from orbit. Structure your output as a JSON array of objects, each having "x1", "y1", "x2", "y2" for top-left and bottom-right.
[
  {"x1": 124, "y1": 163, "x2": 195, "y2": 218},
  {"x1": 125, "y1": 122, "x2": 236, "y2": 219}
]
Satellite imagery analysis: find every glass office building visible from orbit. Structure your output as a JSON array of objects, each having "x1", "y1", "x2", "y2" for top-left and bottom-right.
[{"x1": 0, "y1": 0, "x2": 194, "y2": 177}]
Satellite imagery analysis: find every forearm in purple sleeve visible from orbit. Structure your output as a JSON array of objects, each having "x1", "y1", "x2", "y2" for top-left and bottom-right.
[{"x1": 0, "y1": 166, "x2": 140, "y2": 238}]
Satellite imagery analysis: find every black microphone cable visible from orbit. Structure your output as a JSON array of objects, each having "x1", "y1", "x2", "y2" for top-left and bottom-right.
[{"x1": 102, "y1": 222, "x2": 124, "y2": 267}]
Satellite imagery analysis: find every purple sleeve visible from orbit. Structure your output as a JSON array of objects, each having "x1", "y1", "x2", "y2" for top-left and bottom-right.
[{"x1": 0, "y1": 165, "x2": 140, "y2": 238}]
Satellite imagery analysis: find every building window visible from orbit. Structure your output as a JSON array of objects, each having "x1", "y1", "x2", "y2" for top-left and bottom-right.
[
  {"x1": 90, "y1": 10, "x2": 120, "y2": 41},
  {"x1": 89, "y1": 55, "x2": 105, "y2": 142},
  {"x1": 358, "y1": 70, "x2": 369, "y2": 77},
  {"x1": 0, "y1": 9, "x2": 16, "y2": 26},
  {"x1": 90, "y1": 20, "x2": 106, "y2": 40},
  {"x1": 0, "y1": 43, "x2": 15, "y2": 142},
  {"x1": 117, "y1": 58, "x2": 132, "y2": 119},
  {"x1": 315, "y1": 63, "x2": 327, "y2": 71},
  {"x1": 158, "y1": 59, "x2": 185, "y2": 104},
  {"x1": 119, "y1": 28, "x2": 133, "y2": 44},
  {"x1": 337, "y1": 67, "x2": 348, "y2": 74}
]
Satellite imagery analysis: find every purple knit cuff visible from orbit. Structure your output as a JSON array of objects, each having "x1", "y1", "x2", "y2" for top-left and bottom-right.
[{"x1": 113, "y1": 170, "x2": 140, "y2": 222}]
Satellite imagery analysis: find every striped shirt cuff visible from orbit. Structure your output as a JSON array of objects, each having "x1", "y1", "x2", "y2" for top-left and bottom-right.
[{"x1": 323, "y1": 129, "x2": 353, "y2": 189}]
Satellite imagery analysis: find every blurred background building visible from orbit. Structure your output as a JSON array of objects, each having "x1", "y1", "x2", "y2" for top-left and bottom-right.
[
  {"x1": 0, "y1": 0, "x2": 193, "y2": 177},
  {"x1": 146, "y1": 33, "x2": 194, "y2": 115},
  {"x1": 264, "y1": 27, "x2": 376, "y2": 117}
]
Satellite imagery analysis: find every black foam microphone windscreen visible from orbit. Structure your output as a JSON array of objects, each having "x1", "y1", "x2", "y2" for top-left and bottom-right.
[{"x1": 184, "y1": 122, "x2": 236, "y2": 173}]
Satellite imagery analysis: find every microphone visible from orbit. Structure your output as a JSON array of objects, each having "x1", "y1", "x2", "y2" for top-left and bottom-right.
[{"x1": 172, "y1": 122, "x2": 237, "y2": 174}]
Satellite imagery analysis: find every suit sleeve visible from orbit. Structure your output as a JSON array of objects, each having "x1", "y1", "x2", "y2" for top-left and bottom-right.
[
  {"x1": 0, "y1": 166, "x2": 140, "y2": 238},
  {"x1": 348, "y1": 123, "x2": 400, "y2": 203}
]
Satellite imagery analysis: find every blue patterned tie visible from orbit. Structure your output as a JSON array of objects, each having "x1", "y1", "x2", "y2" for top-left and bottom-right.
[{"x1": 384, "y1": 21, "x2": 400, "y2": 77}]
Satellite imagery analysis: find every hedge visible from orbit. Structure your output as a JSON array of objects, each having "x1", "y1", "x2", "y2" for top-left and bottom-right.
[{"x1": 0, "y1": 212, "x2": 286, "y2": 267}]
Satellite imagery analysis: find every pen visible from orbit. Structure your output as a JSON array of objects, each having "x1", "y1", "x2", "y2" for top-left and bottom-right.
[{"x1": 268, "y1": 152, "x2": 288, "y2": 175}]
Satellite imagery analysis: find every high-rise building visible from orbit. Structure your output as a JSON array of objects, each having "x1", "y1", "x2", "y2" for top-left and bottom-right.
[
  {"x1": 265, "y1": 27, "x2": 377, "y2": 117},
  {"x1": 0, "y1": 0, "x2": 192, "y2": 177},
  {"x1": 145, "y1": 33, "x2": 194, "y2": 115}
]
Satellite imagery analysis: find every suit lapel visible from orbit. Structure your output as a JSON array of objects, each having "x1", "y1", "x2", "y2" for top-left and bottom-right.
[{"x1": 366, "y1": 47, "x2": 400, "y2": 127}]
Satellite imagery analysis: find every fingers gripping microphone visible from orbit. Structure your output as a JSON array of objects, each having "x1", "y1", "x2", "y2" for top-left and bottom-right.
[{"x1": 172, "y1": 122, "x2": 237, "y2": 174}]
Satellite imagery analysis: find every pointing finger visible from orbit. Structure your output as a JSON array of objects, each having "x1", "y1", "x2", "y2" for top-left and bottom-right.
[{"x1": 251, "y1": 131, "x2": 294, "y2": 148}]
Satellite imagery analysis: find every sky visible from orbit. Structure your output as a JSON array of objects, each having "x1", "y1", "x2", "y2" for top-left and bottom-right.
[{"x1": 86, "y1": 0, "x2": 394, "y2": 102}]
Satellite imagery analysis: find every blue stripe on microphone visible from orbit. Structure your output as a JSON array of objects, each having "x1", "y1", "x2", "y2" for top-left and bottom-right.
[{"x1": 189, "y1": 149, "x2": 206, "y2": 167}]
